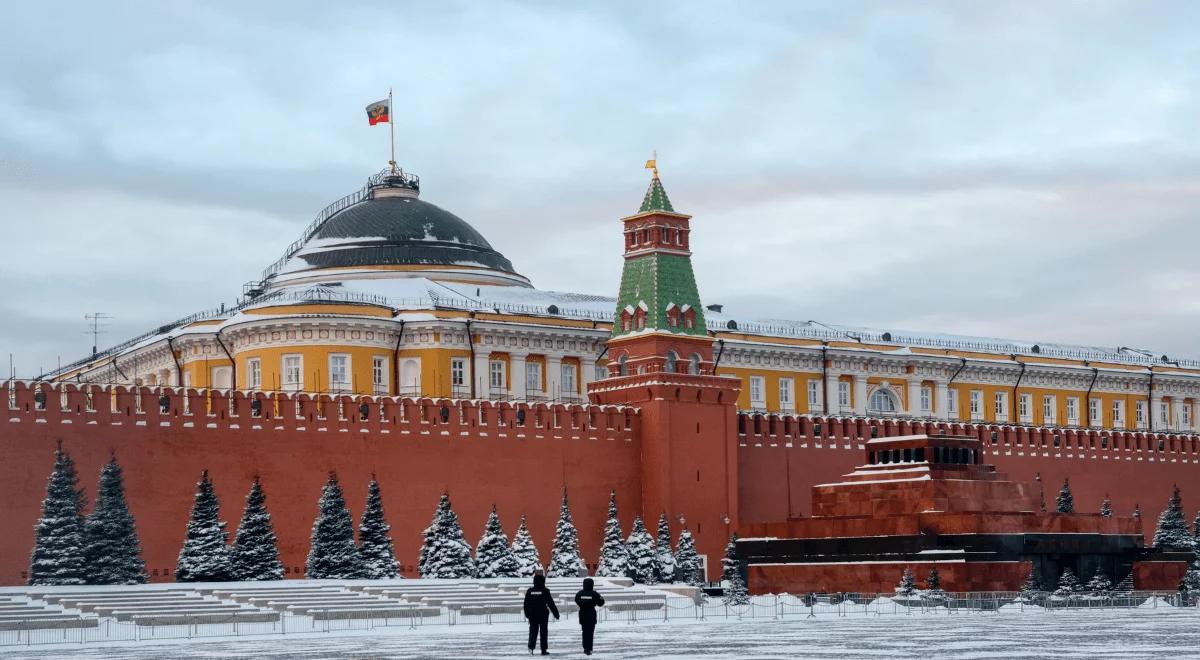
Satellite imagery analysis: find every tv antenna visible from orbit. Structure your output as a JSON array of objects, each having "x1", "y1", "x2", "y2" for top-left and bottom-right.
[{"x1": 84, "y1": 313, "x2": 112, "y2": 357}]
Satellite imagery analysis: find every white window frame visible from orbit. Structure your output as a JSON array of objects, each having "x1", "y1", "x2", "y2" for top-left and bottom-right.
[
  {"x1": 1042, "y1": 395, "x2": 1056, "y2": 425},
  {"x1": 1135, "y1": 400, "x2": 1147, "y2": 429},
  {"x1": 526, "y1": 361, "x2": 542, "y2": 393},
  {"x1": 282, "y1": 354, "x2": 303, "y2": 392},
  {"x1": 560, "y1": 363, "x2": 577, "y2": 395},
  {"x1": 489, "y1": 359, "x2": 506, "y2": 392},
  {"x1": 920, "y1": 386, "x2": 932, "y2": 414},
  {"x1": 1019, "y1": 393, "x2": 1032, "y2": 423},
  {"x1": 947, "y1": 389, "x2": 959, "y2": 416},
  {"x1": 837, "y1": 381, "x2": 850, "y2": 410},
  {"x1": 372, "y1": 356, "x2": 388, "y2": 394},
  {"x1": 247, "y1": 358, "x2": 261, "y2": 390},
  {"x1": 328, "y1": 354, "x2": 350, "y2": 392},
  {"x1": 778, "y1": 378, "x2": 794, "y2": 412},
  {"x1": 1160, "y1": 401, "x2": 1170, "y2": 427},
  {"x1": 969, "y1": 390, "x2": 982, "y2": 420},
  {"x1": 1112, "y1": 400, "x2": 1125, "y2": 429},
  {"x1": 993, "y1": 392, "x2": 1007, "y2": 421},
  {"x1": 750, "y1": 376, "x2": 766, "y2": 410},
  {"x1": 807, "y1": 379, "x2": 821, "y2": 411},
  {"x1": 451, "y1": 357, "x2": 467, "y2": 389},
  {"x1": 595, "y1": 364, "x2": 608, "y2": 382},
  {"x1": 1066, "y1": 396, "x2": 1079, "y2": 426},
  {"x1": 1088, "y1": 398, "x2": 1100, "y2": 428},
  {"x1": 1184, "y1": 403, "x2": 1192, "y2": 430}
]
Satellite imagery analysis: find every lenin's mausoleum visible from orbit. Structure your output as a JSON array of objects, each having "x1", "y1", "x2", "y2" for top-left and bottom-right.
[{"x1": 4, "y1": 162, "x2": 1198, "y2": 591}]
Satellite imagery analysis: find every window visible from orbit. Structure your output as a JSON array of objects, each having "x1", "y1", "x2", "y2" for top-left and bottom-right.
[
  {"x1": 807, "y1": 380, "x2": 821, "y2": 410},
  {"x1": 969, "y1": 390, "x2": 982, "y2": 419},
  {"x1": 489, "y1": 360, "x2": 506, "y2": 391},
  {"x1": 994, "y1": 392, "x2": 1007, "y2": 420},
  {"x1": 779, "y1": 378, "x2": 794, "y2": 412},
  {"x1": 1160, "y1": 401, "x2": 1170, "y2": 426},
  {"x1": 749, "y1": 376, "x2": 765, "y2": 410},
  {"x1": 1019, "y1": 393, "x2": 1031, "y2": 422},
  {"x1": 247, "y1": 358, "x2": 261, "y2": 390},
  {"x1": 451, "y1": 358, "x2": 467, "y2": 388},
  {"x1": 1042, "y1": 395, "x2": 1056, "y2": 424},
  {"x1": 689, "y1": 353, "x2": 701, "y2": 375},
  {"x1": 837, "y1": 381, "x2": 850, "y2": 410},
  {"x1": 948, "y1": 389, "x2": 959, "y2": 416},
  {"x1": 595, "y1": 365, "x2": 608, "y2": 382},
  {"x1": 920, "y1": 386, "x2": 932, "y2": 414},
  {"x1": 1135, "y1": 400, "x2": 1147, "y2": 428},
  {"x1": 665, "y1": 351, "x2": 678, "y2": 373},
  {"x1": 1184, "y1": 403, "x2": 1192, "y2": 429},
  {"x1": 869, "y1": 389, "x2": 898, "y2": 413},
  {"x1": 526, "y1": 361, "x2": 542, "y2": 392},
  {"x1": 329, "y1": 354, "x2": 350, "y2": 391},
  {"x1": 1088, "y1": 398, "x2": 1100, "y2": 427},
  {"x1": 282, "y1": 355, "x2": 302, "y2": 391},
  {"x1": 1112, "y1": 400, "x2": 1125, "y2": 429},
  {"x1": 561, "y1": 363, "x2": 577, "y2": 394},
  {"x1": 372, "y1": 356, "x2": 387, "y2": 393},
  {"x1": 1066, "y1": 396, "x2": 1079, "y2": 425},
  {"x1": 618, "y1": 355, "x2": 628, "y2": 376}
]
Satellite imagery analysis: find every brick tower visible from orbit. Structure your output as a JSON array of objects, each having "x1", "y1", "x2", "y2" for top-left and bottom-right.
[{"x1": 588, "y1": 163, "x2": 741, "y2": 578}]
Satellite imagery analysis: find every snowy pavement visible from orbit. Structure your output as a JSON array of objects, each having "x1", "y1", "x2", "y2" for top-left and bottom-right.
[{"x1": 4, "y1": 609, "x2": 1199, "y2": 659}]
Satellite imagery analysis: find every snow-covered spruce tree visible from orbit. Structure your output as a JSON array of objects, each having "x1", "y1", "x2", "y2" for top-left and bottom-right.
[
  {"x1": 925, "y1": 567, "x2": 942, "y2": 593},
  {"x1": 306, "y1": 472, "x2": 364, "y2": 579},
  {"x1": 510, "y1": 514, "x2": 542, "y2": 577},
  {"x1": 655, "y1": 513, "x2": 676, "y2": 584},
  {"x1": 425, "y1": 493, "x2": 476, "y2": 579},
  {"x1": 1054, "y1": 568, "x2": 1080, "y2": 596},
  {"x1": 595, "y1": 491, "x2": 628, "y2": 578},
  {"x1": 1085, "y1": 572, "x2": 1112, "y2": 593},
  {"x1": 475, "y1": 505, "x2": 520, "y2": 579},
  {"x1": 230, "y1": 477, "x2": 283, "y2": 581},
  {"x1": 1099, "y1": 495, "x2": 1113, "y2": 517},
  {"x1": 358, "y1": 477, "x2": 399, "y2": 579},
  {"x1": 674, "y1": 530, "x2": 702, "y2": 586},
  {"x1": 417, "y1": 493, "x2": 450, "y2": 577},
  {"x1": 1182, "y1": 551, "x2": 1200, "y2": 596},
  {"x1": 1019, "y1": 567, "x2": 1042, "y2": 597},
  {"x1": 721, "y1": 535, "x2": 749, "y2": 605},
  {"x1": 896, "y1": 567, "x2": 916, "y2": 596},
  {"x1": 84, "y1": 454, "x2": 146, "y2": 584},
  {"x1": 1055, "y1": 479, "x2": 1074, "y2": 514},
  {"x1": 547, "y1": 490, "x2": 585, "y2": 578},
  {"x1": 1194, "y1": 511, "x2": 1200, "y2": 546},
  {"x1": 28, "y1": 446, "x2": 87, "y2": 585},
  {"x1": 624, "y1": 516, "x2": 657, "y2": 584},
  {"x1": 1152, "y1": 486, "x2": 1192, "y2": 550},
  {"x1": 175, "y1": 470, "x2": 233, "y2": 582}
]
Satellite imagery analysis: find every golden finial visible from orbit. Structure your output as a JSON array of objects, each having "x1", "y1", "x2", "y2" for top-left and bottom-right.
[{"x1": 644, "y1": 150, "x2": 658, "y2": 178}]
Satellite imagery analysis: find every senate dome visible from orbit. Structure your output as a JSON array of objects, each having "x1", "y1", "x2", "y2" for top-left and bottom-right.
[{"x1": 261, "y1": 169, "x2": 531, "y2": 290}]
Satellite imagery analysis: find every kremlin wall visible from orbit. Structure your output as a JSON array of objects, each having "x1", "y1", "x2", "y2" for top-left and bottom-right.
[{"x1": 3, "y1": 165, "x2": 1199, "y2": 591}]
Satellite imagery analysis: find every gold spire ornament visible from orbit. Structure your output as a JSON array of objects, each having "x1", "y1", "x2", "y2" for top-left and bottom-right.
[{"x1": 644, "y1": 150, "x2": 658, "y2": 178}]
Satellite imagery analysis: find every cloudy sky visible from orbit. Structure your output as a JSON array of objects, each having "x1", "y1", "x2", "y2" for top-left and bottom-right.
[{"x1": 1, "y1": 1, "x2": 1198, "y2": 376}]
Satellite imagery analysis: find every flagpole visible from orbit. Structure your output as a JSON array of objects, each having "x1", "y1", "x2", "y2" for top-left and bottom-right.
[{"x1": 388, "y1": 87, "x2": 396, "y2": 172}]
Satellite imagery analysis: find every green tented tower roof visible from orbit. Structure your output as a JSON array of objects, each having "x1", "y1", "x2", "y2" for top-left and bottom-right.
[{"x1": 639, "y1": 175, "x2": 675, "y2": 213}]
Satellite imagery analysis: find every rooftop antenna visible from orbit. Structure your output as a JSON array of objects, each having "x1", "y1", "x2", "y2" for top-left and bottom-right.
[{"x1": 84, "y1": 313, "x2": 112, "y2": 357}]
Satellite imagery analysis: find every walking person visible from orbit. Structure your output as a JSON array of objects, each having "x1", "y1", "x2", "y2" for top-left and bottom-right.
[
  {"x1": 524, "y1": 573, "x2": 560, "y2": 655},
  {"x1": 574, "y1": 578, "x2": 606, "y2": 656}
]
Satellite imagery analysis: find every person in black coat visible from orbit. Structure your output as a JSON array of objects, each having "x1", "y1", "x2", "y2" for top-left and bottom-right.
[
  {"x1": 573, "y1": 578, "x2": 606, "y2": 656},
  {"x1": 523, "y1": 574, "x2": 560, "y2": 655}
]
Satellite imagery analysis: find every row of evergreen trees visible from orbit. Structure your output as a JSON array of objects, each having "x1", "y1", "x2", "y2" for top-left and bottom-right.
[
  {"x1": 417, "y1": 490, "x2": 705, "y2": 586},
  {"x1": 1051, "y1": 480, "x2": 1200, "y2": 552}
]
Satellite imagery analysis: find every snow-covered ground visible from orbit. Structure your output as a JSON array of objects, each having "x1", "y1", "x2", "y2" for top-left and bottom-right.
[{"x1": 5, "y1": 608, "x2": 1198, "y2": 659}]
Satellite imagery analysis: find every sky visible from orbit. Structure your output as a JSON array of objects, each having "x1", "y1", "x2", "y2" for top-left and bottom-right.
[{"x1": 1, "y1": 1, "x2": 1198, "y2": 377}]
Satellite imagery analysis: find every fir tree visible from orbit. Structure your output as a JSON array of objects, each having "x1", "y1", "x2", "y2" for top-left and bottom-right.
[
  {"x1": 510, "y1": 514, "x2": 542, "y2": 577},
  {"x1": 230, "y1": 477, "x2": 283, "y2": 581},
  {"x1": 28, "y1": 446, "x2": 87, "y2": 586},
  {"x1": 1152, "y1": 486, "x2": 1192, "y2": 550},
  {"x1": 1115, "y1": 572, "x2": 1135, "y2": 592},
  {"x1": 1054, "y1": 568, "x2": 1080, "y2": 596},
  {"x1": 1194, "y1": 511, "x2": 1200, "y2": 546},
  {"x1": 418, "y1": 493, "x2": 450, "y2": 577},
  {"x1": 624, "y1": 516, "x2": 657, "y2": 584},
  {"x1": 655, "y1": 513, "x2": 676, "y2": 584},
  {"x1": 547, "y1": 490, "x2": 585, "y2": 578},
  {"x1": 1085, "y1": 572, "x2": 1113, "y2": 593},
  {"x1": 721, "y1": 535, "x2": 749, "y2": 605},
  {"x1": 84, "y1": 454, "x2": 146, "y2": 584},
  {"x1": 896, "y1": 567, "x2": 916, "y2": 596},
  {"x1": 595, "y1": 491, "x2": 628, "y2": 578},
  {"x1": 1020, "y1": 567, "x2": 1042, "y2": 597},
  {"x1": 1055, "y1": 479, "x2": 1074, "y2": 514},
  {"x1": 475, "y1": 505, "x2": 520, "y2": 578},
  {"x1": 925, "y1": 567, "x2": 943, "y2": 593},
  {"x1": 175, "y1": 470, "x2": 233, "y2": 582},
  {"x1": 425, "y1": 492, "x2": 475, "y2": 578},
  {"x1": 306, "y1": 472, "x2": 364, "y2": 579},
  {"x1": 1099, "y1": 495, "x2": 1112, "y2": 517},
  {"x1": 358, "y1": 477, "x2": 399, "y2": 579},
  {"x1": 674, "y1": 530, "x2": 702, "y2": 586},
  {"x1": 1182, "y1": 550, "x2": 1200, "y2": 596}
]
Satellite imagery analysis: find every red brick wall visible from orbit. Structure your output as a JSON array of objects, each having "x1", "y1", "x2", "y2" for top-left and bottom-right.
[{"x1": 748, "y1": 561, "x2": 1032, "y2": 594}]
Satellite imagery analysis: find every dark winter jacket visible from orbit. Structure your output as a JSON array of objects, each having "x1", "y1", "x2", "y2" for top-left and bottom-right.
[
  {"x1": 523, "y1": 574, "x2": 560, "y2": 622},
  {"x1": 574, "y1": 577, "x2": 605, "y2": 626}
]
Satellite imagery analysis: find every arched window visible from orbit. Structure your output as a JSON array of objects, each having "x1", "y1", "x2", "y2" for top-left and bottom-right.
[
  {"x1": 665, "y1": 351, "x2": 678, "y2": 373},
  {"x1": 689, "y1": 353, "x2": 702, "y2": 375},
  {"x1": 868, "y1": 388, "x2": 898, "y2": 414},
  {"x1": 618, "y1": 355, "x2": 628, "y2": 376}
]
